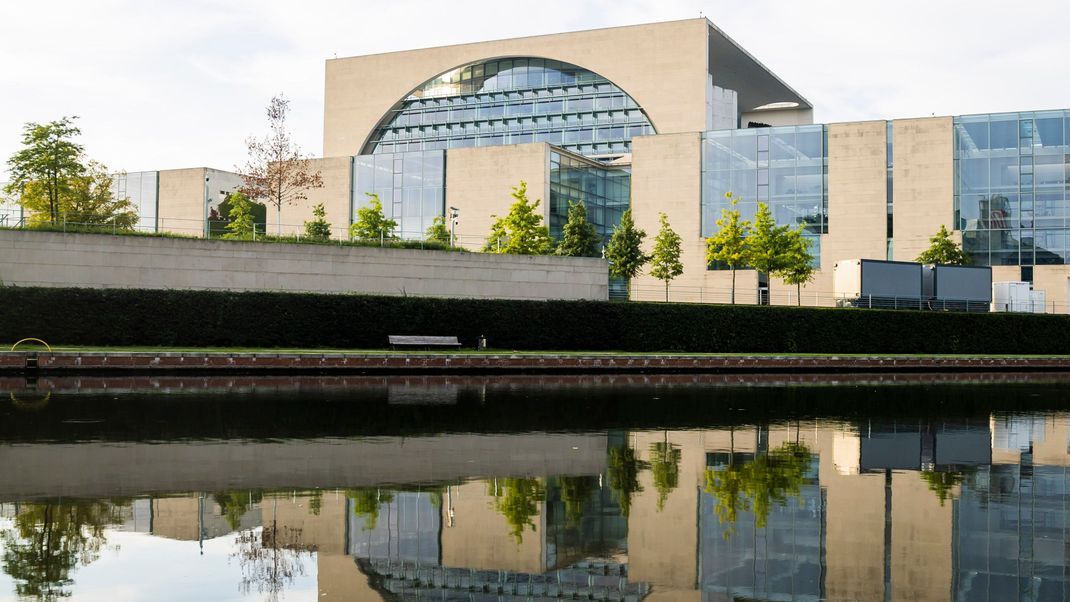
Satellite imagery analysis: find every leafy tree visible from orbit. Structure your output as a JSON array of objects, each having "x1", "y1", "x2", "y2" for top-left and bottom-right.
[
  {"x1": 607, "y1": 442, "x2": 647, "y2": 518},
  {"x1": 705, "y1": 192, "x2": 752, "y2": 304},
  {"x1": 557, "y1": 476, "x2": 597, "y2": 527},
  {"x1": 240, "y1": 95, "x2": 323, "y2": 234},
  {"x1": 488, "y1": 477, "x2": 545, "y2": 543},
  {"x1": 223, "y1": 191, "x2": 258, "y2": 240},
  {"x1": 4, "y1": 116, "x2": 85, "y2": 225},
  {"x1": 748, "y1": 202, "x2": 792, "y2": 276},
  {"x1": 63, "y1": 162, "x2": 139, "y2": 229},
  {"x1": 209, "y1": 192, "x2": 267, "y2": 237},
  {"x1": 649, "y1": 213, "x2": 684, "y2": 302},
  {"x1": 704, "y1": 442, "x2": 813, "y2": 539},
  {"x1": 484, "y1": 181, "x2": 553, "y2": 255},
  {"x1": 302, "y1": 203, "x2": 332, "y2": 241},
  {"x1": 349, "y1": 193, "x2": 398, "y2": 241},
  {"x1": 1, "y1": 499, "x2": 127, "y2": 600},
  {"x1": 916, "y1": 225, "x2": 970, "y2": 265},
  {"x1": 779, "y1": 228, "x2": 817, "y2": 305},
  {"x1": 347, "y1": 488, "x2": 396, "y2": 531},
  {"x1": 426, "y1": 215, "x2": 451, "y2": 244},
  {"x1": 649, "y1": 437, "x2": 681, "y2": 512},
  {"x1": 555, "y1": 201, "x2": 601, "y2": 257},
  {"x1": 605, "y1": 209, "x2": 648, "y2": 290}
]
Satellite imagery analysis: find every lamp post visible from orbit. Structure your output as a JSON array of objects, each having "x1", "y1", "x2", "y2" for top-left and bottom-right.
[{"x1": 448, "y1": 206, "x2": 459, "y2": 247}]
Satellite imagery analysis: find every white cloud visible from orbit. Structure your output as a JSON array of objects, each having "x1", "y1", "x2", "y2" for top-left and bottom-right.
[{"x1": 1, "y1": 0, "x2": 1067, "y2": 177}]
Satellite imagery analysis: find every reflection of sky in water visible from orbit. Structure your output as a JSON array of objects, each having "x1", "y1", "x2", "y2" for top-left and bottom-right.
[{"x1": 0, "y1": 526, "x2": 317, "y2": 602}]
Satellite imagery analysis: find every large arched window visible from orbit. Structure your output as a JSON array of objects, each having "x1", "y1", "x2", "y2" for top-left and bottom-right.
[{"x1": 363, "y1": 57, "x2": 655, "y2": 157}]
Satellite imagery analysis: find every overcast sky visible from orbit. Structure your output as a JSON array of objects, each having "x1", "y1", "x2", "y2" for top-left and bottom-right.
[{"x1": 2, "y1": 0, "x2": 1067, "y2": 177}]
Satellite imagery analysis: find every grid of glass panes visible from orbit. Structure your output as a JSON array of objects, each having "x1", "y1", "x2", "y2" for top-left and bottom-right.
[
  {"x1": 549, "y1": 151, "x2": 631, "y2": 243},
  {"x1": 352, "y1": 150, "x2": 445, "y2": 240},
  {"x1": 954, "y1": 110, "x2": 1070, "y2": 266},
  {"x1": 365, "y1": 58, "x2": 655, "y2": 157},
  {"x1": 701, "y1": 125, "x2": 828, "y2": 266},
  {"x1": 111, "y1": 171, "x2": 159, "y2": 232},
  {"x1": 0, "y1": 183, "x2": 21, "y2": 227}
]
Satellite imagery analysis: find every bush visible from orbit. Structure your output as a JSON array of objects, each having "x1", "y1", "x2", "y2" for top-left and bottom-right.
[{"x1": 0, "y1": 287, "x2": 1068, "y2": 354}]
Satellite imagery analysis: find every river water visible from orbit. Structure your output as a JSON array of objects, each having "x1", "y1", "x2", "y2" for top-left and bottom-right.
[{"x1": 0, "y1": 374, "x2": 1068, "y2": 601}]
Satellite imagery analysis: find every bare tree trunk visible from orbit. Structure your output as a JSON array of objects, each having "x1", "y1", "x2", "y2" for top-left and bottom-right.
[
  {"x1": 730, "y1": 267, "x2": 736, "y2": 305},
  {"x1": 665, "y1": 281, "x2": 669, "y2": 303}
]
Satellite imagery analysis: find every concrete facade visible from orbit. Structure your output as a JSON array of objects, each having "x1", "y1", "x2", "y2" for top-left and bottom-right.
[
  {"x1": 0, "y1": 230, "x2": 608, "y2": 301},
  {"x1": 323, "y1": 19, "x2": 713, "y2": 157},
  {"x1": 445, "y1": 143, "x2": 551, "y2": 250}
]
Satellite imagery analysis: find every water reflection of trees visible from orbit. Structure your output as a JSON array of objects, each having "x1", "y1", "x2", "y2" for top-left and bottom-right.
[
  {"x1": 557, "y1": 476, "x2": 597, "y2": 526},
  {"x1": 704, "y1": 442, "x2": 813, "y2": 537},
  {"x1": 608, "y1": 443, "x2": 647, "y2": 518},
  {"x1": 213, "y1": 490, "x2": 263, "y2": 531},
  {"x1": 346, "y1": 488, "x2": 395, "y2": 531},
  {"x1": 232, "y1": 496, "x2": 313, "y2": 602},
  {"x1": 649, "y1": 436, "x2": 681, "y2": 512},
  {"x1": 488, "y1": 478, "x2": 546, "y2": 543},
  {"x1": 921, "y1": 470, "x2": 967, "y2": 506},
  {"x1": 0, "y1": 499, "x2": 127, "y2": 601}
]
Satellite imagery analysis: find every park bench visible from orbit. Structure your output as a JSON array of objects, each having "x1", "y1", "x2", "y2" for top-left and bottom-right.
[{"x1": 388, "y1": 335, "x2": 463, "y2": 350}]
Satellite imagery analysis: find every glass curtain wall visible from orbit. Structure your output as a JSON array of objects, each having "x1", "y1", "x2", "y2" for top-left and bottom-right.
[
  {"x1": 352, "y1": 150, "x2": 446, "y2": 240},
  {"x1": 366, "y1": 58, "x2": 655, "y2": 157},
  {"x1": 549, "y1": 150, "x2": 630, "y2": 243},
  {"x1": 111, "y1": 171, "x2": 159, "y2": 232},
  {"x1": 955, "y1": 110, "x2": 1070, "y2": 266},
  {"x1": 701, "y1": 125, "x2": 828, "y2": 266}
]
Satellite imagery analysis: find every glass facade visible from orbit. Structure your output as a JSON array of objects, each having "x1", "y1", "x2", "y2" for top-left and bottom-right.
[
  {"x1": 366, "y1": 58, "x2": 655, "y2": 157},
  {"x1": 352, "y1": 150, "x2": 446, "y2": 239},
  {"x1": 701, "y1": 125, "x2": 828, "y2": 266},
  {"x1": 549, "y1": 151, "x2": 630, "y2": 242},
  {"x1": 954, "y1": 110, "x2": 1070, "y2": 266},
  {"x1": 111, "y1": 171, "x2": 159, "y2": 232}
]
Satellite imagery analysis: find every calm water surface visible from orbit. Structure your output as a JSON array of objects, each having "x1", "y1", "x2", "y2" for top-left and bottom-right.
[{"x1": 0, "y1": 374, "x2": 1068, "y2": 601}]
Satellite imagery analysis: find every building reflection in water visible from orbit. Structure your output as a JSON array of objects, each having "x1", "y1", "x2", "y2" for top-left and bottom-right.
[{"x1": 0, "y1": 416, "x2": 1068, "y2": 601}]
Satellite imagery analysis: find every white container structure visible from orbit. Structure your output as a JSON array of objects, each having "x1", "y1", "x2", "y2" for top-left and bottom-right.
[{"x1": 992, "y1": 281, "x2": 1044, "y2": 313}]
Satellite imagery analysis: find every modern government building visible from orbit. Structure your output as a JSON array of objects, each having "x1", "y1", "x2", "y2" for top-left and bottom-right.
[{"x1": 7, "y1": 18, "x2": 1070, "y2": 307}]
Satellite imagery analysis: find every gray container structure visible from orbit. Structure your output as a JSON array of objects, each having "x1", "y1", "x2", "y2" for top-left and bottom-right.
[
  {"x1": 834, "y1": 259, "x2": 924, "y2": 309},
  {"x1": 924, "y1": 264, "x2": 992, "y2": 312}
]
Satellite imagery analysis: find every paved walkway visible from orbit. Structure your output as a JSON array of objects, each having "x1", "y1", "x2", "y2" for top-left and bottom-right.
[{"x1": 2, "y1": 351, "x2": 1070, "y2": 374}]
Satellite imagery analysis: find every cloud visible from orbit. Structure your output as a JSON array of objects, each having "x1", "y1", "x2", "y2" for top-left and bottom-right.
[{"x1": 1, "y1": 0, "x2": 1067, "y2": 177}]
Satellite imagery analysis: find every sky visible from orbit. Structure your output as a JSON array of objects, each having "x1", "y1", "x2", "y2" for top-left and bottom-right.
[{"x1": 1, "y1": 0, "x2": 1068, "y2": 178}]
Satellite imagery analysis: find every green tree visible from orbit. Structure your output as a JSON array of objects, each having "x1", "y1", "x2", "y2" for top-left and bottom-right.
[
  {"x1": 705, "y1": 192, "x2": 752, "y2": 304},
  {"x1": 607, "y1": 442, "x2": 647, "y2": 518},
  {"x1": 555, "y1": 201, "x2": 601, "y2": 257},
  {"x1": 779, "y1": 228, "x2": 817, "y2": 305},
  {"x1": 349, "y1": 193, "x2": 398, "y2": 241},
  {"x1": 426, "y1": 215, "x2": 451, "y2": 244},
  {"x1": 302, "y1": 203, "x2": 332, "y2": 241},
  {"x1": 484, "y1": 181, "x2": 553, "y2": 255},
  {"x1": 63, "y1": 162, "x2": 139, "y2": 230},
  {"x1": 1, "y1": 499, "x2": 127, "y2": 600},
  {"x1": 747, "y1": 202, "x2": 792, "y2": 276},
  {"x1": 704, "y1": 442, "x2": 813, "y2": 539},
  {"x1": 605, "y1": 209, "x2": 648, "y2": 293},
  {"x1": 488, "y1": 477, "x2": 545, "y2": 543},
  {"x1": 4, "y1": 116, "x2": 85, "y2": 225},
  {"x1": 916, "y1": 225, "x2": 970, "y2": 265},
  {"x1": 649, "y1": 213, "x2": 684, "y2": 302},
  {"x1": 649, "y1": 437, "x2": 681, "y2": 512},
  {"x1": 346, "y1": 488, "x2": 396, "y2": 531},
  {"x1": 223, "y1": 191, "x2": 258, "y2": 240}
]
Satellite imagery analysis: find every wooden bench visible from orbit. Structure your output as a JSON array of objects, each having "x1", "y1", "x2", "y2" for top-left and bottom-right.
[{"x1": 388, "y1": 335, "x2": 463, "y2": 350}]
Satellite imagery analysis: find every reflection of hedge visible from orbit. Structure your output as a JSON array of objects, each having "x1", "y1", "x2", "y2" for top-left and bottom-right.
[{"x1": 2, "y1": 286, "x2": 1070, "y2": 353}]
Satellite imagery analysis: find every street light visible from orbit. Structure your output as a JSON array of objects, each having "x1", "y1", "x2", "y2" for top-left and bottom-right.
[{"x1": 448, "y1": 206, "x2": 459, "y2": 247}]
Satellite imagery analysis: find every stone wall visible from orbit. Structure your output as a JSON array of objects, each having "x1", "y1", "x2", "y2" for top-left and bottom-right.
[{"x1": 0, "y1": 230, "x2": 608, "y2": 301}]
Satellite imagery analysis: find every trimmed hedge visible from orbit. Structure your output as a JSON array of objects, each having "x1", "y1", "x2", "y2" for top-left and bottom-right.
[{"x1": 0, "y1": 286, "x2": 1068, "y2": 354}]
